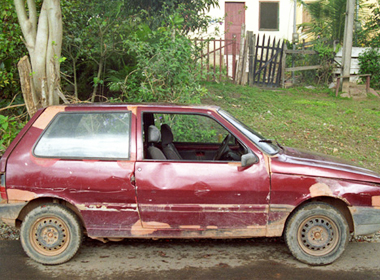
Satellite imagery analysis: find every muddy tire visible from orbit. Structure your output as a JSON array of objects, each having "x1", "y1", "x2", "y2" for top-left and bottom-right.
[
  {"x1": 285, "y1": 202, "x2": 349, "y2": 265},
  {"x1": 20, "y1": 203, "x2": 82, "y2": 265}
]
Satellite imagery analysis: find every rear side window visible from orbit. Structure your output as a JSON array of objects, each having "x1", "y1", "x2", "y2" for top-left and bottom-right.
[{"x1": 34, "y1": 112, "x2": 130, "y2": 159}]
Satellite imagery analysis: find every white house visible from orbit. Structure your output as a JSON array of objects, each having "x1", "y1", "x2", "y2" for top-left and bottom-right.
[{"x1": 200, "y1": 0, "x2": 302, "y2": 42}]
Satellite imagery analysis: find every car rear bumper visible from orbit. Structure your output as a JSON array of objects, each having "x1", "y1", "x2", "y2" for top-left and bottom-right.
[
  {"x1": 0, "y1": 201, "x2": 27, "y2": 227},
  {"x1": 351, "y1": 206, "x2": 380, "y2": 236}
]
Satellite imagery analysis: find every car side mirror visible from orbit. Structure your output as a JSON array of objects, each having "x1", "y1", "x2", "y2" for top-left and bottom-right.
[{"x1": 241, "y1": 153, "x2": 257, "y2": 167}]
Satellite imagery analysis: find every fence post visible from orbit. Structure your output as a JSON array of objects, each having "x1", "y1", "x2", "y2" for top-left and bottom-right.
[
  {"x1": 239, "y1": 31, "x2": 250, "y2": 85},
  {"x1": 248, "y1": 32, "x2": 254, "y2": 86},
  {"x1": 213, "y1": 39, "x2": 216, "y2": 81},
  {"x1": 232, "y1": 39, "x2": 237, "y2": 81},
  {"x1": 207, "y1": 40, "x2": 210, "y2": 81},
  {"x1": 281, "y1": 44, "x2": 287, "y2": 88},
  {"x1": 219, "y1": 38, "x2": 222, "y2": 81},
  {"x1": 236, "y1": 24, "x2": 246, "y2": 84}
]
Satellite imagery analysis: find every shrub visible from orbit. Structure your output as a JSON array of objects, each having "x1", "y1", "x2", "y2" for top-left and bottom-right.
[
  {"x1": 358, "y1": 48, "x2": 380, "y2": 89},
  {"x1": 0, "y1": 114, "x2": 26, "y2": 155},
  {"x1": 113, "y1": 12, "x2": 208, "y2": 104}
]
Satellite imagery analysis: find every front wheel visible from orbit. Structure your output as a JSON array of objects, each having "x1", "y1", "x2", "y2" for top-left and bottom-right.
[
  {"x1": 20, "y1": 203, "x2": 83, "y2": 265},
  {"x1": 285, "y1": 202, "x2": 349, "y2": 265}
]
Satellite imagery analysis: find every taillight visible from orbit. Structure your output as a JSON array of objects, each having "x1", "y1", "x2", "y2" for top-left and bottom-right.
[{"x1": 0, "y1": 174, "x2": 6, "y2": 201}]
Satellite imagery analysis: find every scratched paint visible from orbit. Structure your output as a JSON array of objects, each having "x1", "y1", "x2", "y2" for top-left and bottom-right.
[
  {"x1": 372, "y1": 196, "x2": 380, "y2": 207},
  {"x1": 32, "y1": 106, "x2": 66, "y2": 129},
  {"x1": 309, "y1": 183, "x2": 333, "y2": 197},
  {"x1": 131, "y1": 220, "x2": 171, "y2": 236},
  {"x1": 77, "y1": 203, "x2": 137, "y2": 212},
  {"x1": 7, "y1": 189, "x2": 37, "y2": 202}
]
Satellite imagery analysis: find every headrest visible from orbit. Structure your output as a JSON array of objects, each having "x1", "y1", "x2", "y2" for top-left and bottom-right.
[
  {"x1": 148, "y1": 125, "x2": 161, "y2": 143},
  {"x1": 161, "y1": 124, "x2": 173, "y2": 146}
]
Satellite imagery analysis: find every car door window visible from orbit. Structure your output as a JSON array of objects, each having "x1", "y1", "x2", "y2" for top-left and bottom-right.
[
  {"x1": 34, "y1": 112, "x2": 130, "y2": 159},
  {"x1": 143, "y1": 112, "x2": 246, "y2": 161}
]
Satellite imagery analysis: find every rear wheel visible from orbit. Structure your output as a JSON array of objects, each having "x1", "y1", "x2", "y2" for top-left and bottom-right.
[
  {"x1": 285, "y1": 202, "x2": 349, "y2": 265},
  {"x1": 20, "y1": 203, "x2": 82, "y2": 265}
]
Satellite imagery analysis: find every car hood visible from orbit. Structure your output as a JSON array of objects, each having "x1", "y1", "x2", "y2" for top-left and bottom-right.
[{"x1": 270, "y1": 146, "x2": 380, "y2": 184}]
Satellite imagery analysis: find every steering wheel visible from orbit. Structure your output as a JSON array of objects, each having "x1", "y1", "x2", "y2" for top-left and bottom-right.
[{"x1": 213, "y1": 134, "x2": 232, "y2": 160}]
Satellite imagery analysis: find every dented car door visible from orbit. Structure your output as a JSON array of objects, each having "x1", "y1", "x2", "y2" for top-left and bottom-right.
[
  {"x1": 134, "y1": 108, "x2": 271, "y2": 236},
  {"x1": 134, "y1": 160, "x2": 270, "y2": 236}
]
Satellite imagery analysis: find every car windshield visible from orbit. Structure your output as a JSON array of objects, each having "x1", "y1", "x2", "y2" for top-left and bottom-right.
[{"x1": 218, "y1": 109, "x2": 280, "y2": 155}]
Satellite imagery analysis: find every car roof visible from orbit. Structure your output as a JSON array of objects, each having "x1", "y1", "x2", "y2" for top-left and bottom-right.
[{"x1": 48, "y1": 103, "x2": 220, "y2": 111}]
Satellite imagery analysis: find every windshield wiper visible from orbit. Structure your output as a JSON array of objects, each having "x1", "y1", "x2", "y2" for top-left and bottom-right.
[
  {"x1": 259, "y1": 139, "x2": 284, "y2": 150},
  {"x1": 259, "y1": 139, "x2": 274, "y2": 144}
]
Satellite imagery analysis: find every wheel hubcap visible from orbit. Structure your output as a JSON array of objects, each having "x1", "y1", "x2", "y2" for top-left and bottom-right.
[
  {"x1": 30, "y1": 216, "x2": 70, "y2": 256},
  {"x1": 298, "y1": 216, "x2": 339, "y2": 256}
]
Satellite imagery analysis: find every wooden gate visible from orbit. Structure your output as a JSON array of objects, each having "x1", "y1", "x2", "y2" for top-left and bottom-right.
[
  {"x1": 251, "y1": 35, "x2": 284, "y2": 87},
  {"x1": 193, "y1": 38, "x2": 238, "y2": 82},
  {"x1": 194, "y1": 33, "x2": 285, "y2": 86}
]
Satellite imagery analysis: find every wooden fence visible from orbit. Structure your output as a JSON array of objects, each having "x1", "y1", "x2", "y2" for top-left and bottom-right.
[{"x1": 195, "y1": 30, "x2": 327, "y2": 87}]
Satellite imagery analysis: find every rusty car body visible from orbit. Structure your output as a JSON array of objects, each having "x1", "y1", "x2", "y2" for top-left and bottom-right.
[{"x1": 1, "y1": 103, "x2": 380, "y2": 265}]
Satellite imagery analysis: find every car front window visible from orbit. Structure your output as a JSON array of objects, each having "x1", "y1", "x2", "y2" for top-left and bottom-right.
[{"x1": 218, "y1": 109, "x2": 279, "y2": 155}]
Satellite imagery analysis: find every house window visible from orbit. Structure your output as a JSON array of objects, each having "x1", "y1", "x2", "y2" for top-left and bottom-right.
[{"x1": 259, "y1": 2, "x2": 279, "y2": 31}]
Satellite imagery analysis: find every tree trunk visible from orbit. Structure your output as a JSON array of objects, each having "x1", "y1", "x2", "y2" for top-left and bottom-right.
[
  {"x1": 14, "y1": 0, "x2": 63, "y2": 113},
  {"x1": 17, "y1": 56, "x2": 39, "y2": 117}
]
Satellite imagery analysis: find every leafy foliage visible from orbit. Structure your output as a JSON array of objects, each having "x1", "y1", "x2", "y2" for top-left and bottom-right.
[
  {"x1": 0, "y1": 114, "x2": 26, "y2": 155},
  {"x1": 357, "y1": 1, "x2": 380, "y2": 48},
  {"x1": 0, "y1": 0, "x2": 27, "y2": 99},
  {"x1": 126, "y1": 0, "x2": 218, "y2": 33},
  {"x1": 357, "y1": 1, "x2": 380, "y2": 89},
  {"x1": 298, "y1": 0, "x2": 347, "y2": 42},
  {"x1": 118, "y1": 12, "x2": 207, "y2": 103},
  {"x1": 358, "y1": 48, "x2": 380, "y2": 89},
  {"x1": 60, "y1": 0, "x2": 213, "y2": 102}
]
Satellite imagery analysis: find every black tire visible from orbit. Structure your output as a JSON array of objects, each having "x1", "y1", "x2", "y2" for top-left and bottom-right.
[
  {"x1": 285, "y1": 202, "x2": 349, "y2": 265},
  {"x1": 20, "y1": 203, "x2": 83, "y2": 265}
]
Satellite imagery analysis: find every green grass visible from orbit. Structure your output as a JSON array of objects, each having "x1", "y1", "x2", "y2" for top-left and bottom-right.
[{"x1": 202, "y1": 82, "x2": 380, "y2": 173}]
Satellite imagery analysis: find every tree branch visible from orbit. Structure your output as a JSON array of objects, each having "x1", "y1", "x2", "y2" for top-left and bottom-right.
[
  {"x1": 27, "y1": 0, "x2": 37, "y2": 32},
  {"x1": 0, "y1": 104, "x2": 26, "y2": 113},
  {"x1": 32, "y1": 1, "x2": 48, "y2": 96},
  {"x1": 14, "y1": 0, "x2": 36, "y2": 50}
]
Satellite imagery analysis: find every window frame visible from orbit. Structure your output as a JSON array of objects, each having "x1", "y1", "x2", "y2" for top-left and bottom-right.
[
  {"x1": 141, "y1": 111, "x2": 250, "y2": 162},
  {"x1": 259, "y1": 1, "x2": 280, "y2": 31},
  {"x1": 33, "y1": 111, "x2": 132, "y2": 160}
]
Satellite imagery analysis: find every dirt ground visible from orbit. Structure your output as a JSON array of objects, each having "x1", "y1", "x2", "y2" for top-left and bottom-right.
[{"x1": 1, "y1": 237, "x2": 380, "y2": 280}]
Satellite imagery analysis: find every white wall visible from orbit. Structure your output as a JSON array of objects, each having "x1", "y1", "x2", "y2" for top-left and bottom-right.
[{"x1": 196, "y1": 0, "x2": 300, "y2": 41}]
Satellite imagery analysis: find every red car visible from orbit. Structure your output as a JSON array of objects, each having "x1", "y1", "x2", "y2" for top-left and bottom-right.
[{"x1": 1, "y1": 104, "x2": 380, "y2": 265}]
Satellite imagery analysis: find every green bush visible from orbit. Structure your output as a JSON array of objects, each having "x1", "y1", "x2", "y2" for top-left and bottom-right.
[
  {"x1": 286, "y1": 40, "x2": 336, "y2": 85},
  {"x1": 0, "y1": 1, "x2": 27, "y2": 100},
  {"x1": 117, "y1": 12, "x2": 207, "y2": 104},
  {"x1": 0, "y1": 114, "x2": 26, "y2": 155},
  {"x1": 358, "y1": 48, "x2": 380, "y2": 89}
]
